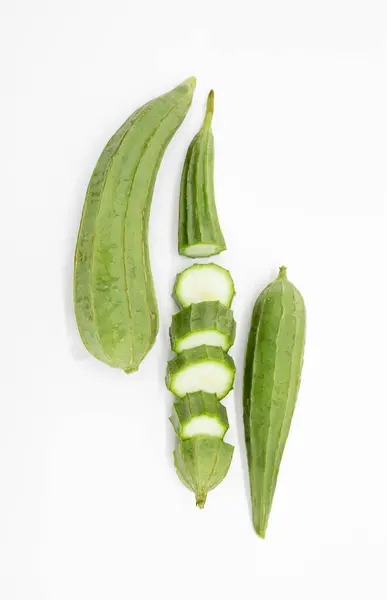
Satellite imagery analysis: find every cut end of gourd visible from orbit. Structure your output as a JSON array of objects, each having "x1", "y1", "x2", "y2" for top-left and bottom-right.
[
  {"x1": 170, "y1": 393, "x2": 229, "y2": 440},
  {"x1": 123, "y1": 365, "x2": 139, "y2": 374},
  {"x1": 170, "y1": 360, "x2": 234, "y2": 400},
  {"x1": 181, "y1": 243, "x2": 226, "y2": 258},
  {"x1": 278, "y1": 266, "x2": 287, "y2": 280},
  {"x1": 196, "y1": 493, "x2": 207, "y2": 509},
  {"x1": 175, "y1": 330, "x2": 230, "y2": 353},
  {"x1": 182, "y1": 415, "x2": 227, "y2": 440}
]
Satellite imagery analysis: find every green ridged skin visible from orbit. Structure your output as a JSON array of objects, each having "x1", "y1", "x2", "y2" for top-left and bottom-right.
[
  {"x1": 170, "y1": 392, "x2": 229, "y2": 440},
  {"x1": 169, "y1": 301, "x2": 236, "y2": 353},
  {"x1": 74, "y1": 78, "x2": 196, "y2": 372},
  {"x1": 166, "y1": 345, "x2": 236, "y2": 400},
  {"x1": 178, "y1": 91, "x2": 226, "y2": 258},
  {"x1": 243, "y1": 267, "x2": 306, "y2": 538},
  {"x1": 173, "y1": 263, "x2": 236, "y2": 309},
  {"x1": 174, "y1": 437, "x2": 234, "y2": 508}
]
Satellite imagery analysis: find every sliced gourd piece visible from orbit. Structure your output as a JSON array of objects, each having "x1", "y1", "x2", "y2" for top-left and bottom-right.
[
  {"x1": 182, "y1": 244, "x2": 220, "y2": 258},
  {"x1": 170, "y1": 301, "x2": 236, "y2": 353},
  {"x1": 170, "y1": 392, "x2": 229, "y2": 440},
  {"x1": 166, "y1": 345, "x2": 235, "y2": 400},
  {"x1": 174, "y1": 437, "x2": 234, "y2": 508},
  {"x1": 178, "y1": 91, "x2": 226, "y2": 258},
  {"x1": 173, "y1": 263, "x2": 235, "y2": 309}
]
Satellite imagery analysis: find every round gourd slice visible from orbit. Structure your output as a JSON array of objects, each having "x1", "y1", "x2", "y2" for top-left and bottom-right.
[
  {"x1": 170, "y1": 392, "x2": 229, "y2": 440},
  {"x1": 173, "y1": 263, "x2": 235, "y2": 309},
  {"x1": 170, "y1": 301, "x2": 236, "y2": 353},
  {"x1": 166, "y1": 345, "x2": 235, "y2": 400}
]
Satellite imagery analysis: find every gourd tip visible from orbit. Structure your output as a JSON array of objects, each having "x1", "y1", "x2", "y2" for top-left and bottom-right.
[
  {"x1": 196, "y1": 494, "x2": 207, "y2": 509},
  {"x1": 184, "y1": 76, "x2": 197, "y2": 90},
  {"x1": 204, "y1": 90, "x2": 215, "y2": 125},
  {"x1": 253, "y1": 522, "x2": 266, "y2": 539},
  {"x1": 278, "y1": 266, "x2": 287, "y2": 280}
]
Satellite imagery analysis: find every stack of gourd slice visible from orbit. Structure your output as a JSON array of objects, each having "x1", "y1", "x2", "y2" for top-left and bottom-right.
[
  {"x1": 167, "y1": 264, "x2": 236, "y2": 507},
  {"x1": 166, "y1": 91, "x2": 236, "y2": 508}
]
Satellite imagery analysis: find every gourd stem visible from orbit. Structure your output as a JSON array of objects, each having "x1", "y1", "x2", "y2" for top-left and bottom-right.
[
  {"x1": 278, "y1": 266, "x2": 287, "y2": 280},
  {"x1": 204, "y1": 90, "x2": 214, "y2": 127},
  {"x1": 196, "y1": 493, "x2": 207, "y2": 509}
]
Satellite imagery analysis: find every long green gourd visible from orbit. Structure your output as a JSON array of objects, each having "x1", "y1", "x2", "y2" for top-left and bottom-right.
[
  {"x1": 243, "y1": 267, "x2": 306, "y2": 538},
  {"x1": 74, "y1": 78, "x2": 196, "y2": 372},
  {"x1": 178, "y1": 91, "x2": 226, "y2": 258}
]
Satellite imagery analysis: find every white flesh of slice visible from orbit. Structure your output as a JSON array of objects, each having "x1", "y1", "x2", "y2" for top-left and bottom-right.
[
  {"x1": 182, "y1": 415, "x2": 225, "y2": 439},
  {"x1": 171, "y1": 361, "x2": 233, "y2": 399},
  {"x1": 182, "y1": 244, "x2": 221, "y2": 258},
  {"x1": 177, "y1": 264, "x2": 234, "y2": 307},
  {"x1": 175, "y1": 330, "x2": 228, "y2": 353}
]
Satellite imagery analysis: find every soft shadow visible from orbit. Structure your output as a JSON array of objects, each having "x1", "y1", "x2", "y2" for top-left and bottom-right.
[
  {"x1": 62, "y1": 170, "x2": 89, "y2": 360},
  {"x1": 157, "y1": 305, "x2": 177, "y2": 462}
]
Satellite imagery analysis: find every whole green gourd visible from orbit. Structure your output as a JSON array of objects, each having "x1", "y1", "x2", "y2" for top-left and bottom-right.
[
  {"x1": 243, "y1": 267, "x2": 306, "y2": 538},
  {"x1": 74, "y1": 78, "x2": 196, "y2": 372}
]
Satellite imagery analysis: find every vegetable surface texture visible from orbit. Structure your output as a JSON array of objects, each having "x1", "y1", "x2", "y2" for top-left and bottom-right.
[
  {"x1": 243, "y1": 266, "x2": 306, "y2": 538},
  {"x1": 174, "y1": 263, "x2": 235, "y2": 308},
  {"x1": 166, "y1": 345, "x2": 235, "y2": 399},
  {"x1": 174, "y1": 437, "x2": 234, "y2": 508},
  {"x1": 170, "y1": 301, "x2": 236, "y2": 353},
  {"x1": 178, "y1": 91, "x2": 226, "y2": 258},
  {"x1": 74, "y1": 78, "x2": 196, "y2": 372},
  {"x1": 170, "y1": 392, "x2": 229, "y2": 440}
]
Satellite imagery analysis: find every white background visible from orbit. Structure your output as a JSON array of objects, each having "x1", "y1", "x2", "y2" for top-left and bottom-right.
[{"x1": 1, "y1": 1, "x2": 386, "y2": 598}]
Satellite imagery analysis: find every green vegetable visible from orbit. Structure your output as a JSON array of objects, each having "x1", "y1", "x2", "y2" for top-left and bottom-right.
[
  {"x1": 74, "y1": 77, "x2": 196, "y2": 372},
  {"x1": 174, "y1": 263, "x2": 235, "y2": 309},
  {"x1": 178, "y1": 91, "x2": 226, "y2": 258},
  {"x1": 243, "y1": 266, "x2": 306, "y2": 538},
  {"x1": 170, "y1": 392, "x2": 229, "y2": 440},
  {"x1": 170, "y1": 301, "x2": 236, "y2": 353},
  {"x1": 166, "y1": 345, "x2": 235, "y2": 400},
  {"x1": 174, "y1": 437, "x2": 234, "y2": 508}
]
